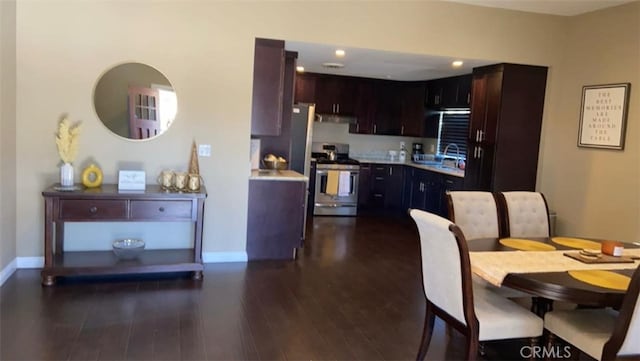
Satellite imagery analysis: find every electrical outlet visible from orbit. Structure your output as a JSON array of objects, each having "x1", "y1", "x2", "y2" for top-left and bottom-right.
[
  {"x1": 400, "y1": 141, "x2": 406, "y2": 150},
  {"x1": 198, "y1": 144, "x2": 211, "y2": 157}
]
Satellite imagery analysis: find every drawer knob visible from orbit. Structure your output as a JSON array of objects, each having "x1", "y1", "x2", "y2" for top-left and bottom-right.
[
  {"x1": 159, "y1": 207, "x2": 165, "y2": 212},
  {"x1": 89, "y1": 206, "x2": 98, "y2": 214}
]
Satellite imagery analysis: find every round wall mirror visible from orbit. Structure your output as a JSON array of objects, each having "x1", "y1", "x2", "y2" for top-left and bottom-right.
[{"x1": 93, "y1": 62, "x2": 177, "y2": 140}]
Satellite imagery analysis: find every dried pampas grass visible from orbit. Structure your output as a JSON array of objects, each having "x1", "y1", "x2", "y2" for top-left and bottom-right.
[{"x1": 56, "y1": 117, "x2": 81, "y2": 164}]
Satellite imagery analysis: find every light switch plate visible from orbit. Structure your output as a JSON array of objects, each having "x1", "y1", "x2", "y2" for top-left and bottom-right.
[{"x1": 198, "y1": 144, "x2": 211, "y2": 157}]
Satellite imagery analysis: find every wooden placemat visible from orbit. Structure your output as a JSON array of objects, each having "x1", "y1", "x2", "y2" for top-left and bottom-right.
[
  {"x1": 568, "y1": 270, "x2": 631, "y2": 291},
  {"x1": 564, "y1": 252, "x2": 635, "y2": 264},
  {"x1": 499, "y1": 238, "x2": 557, "y2": 251},
  {"x1": 552, "y1": 237, "x2": 601, "y2": 250}
]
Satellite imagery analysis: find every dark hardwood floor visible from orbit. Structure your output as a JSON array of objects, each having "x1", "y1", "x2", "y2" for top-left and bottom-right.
[{"x1": 2, "y1": 213, "x2": 539, "y2": 360}]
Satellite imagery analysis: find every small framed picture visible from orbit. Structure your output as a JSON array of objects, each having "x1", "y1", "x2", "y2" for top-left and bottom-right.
[
  {"x1": 118, "y1": 170, "x2": 146, "y2": 191},
  {"x1": 578, "y1": 83, "x2": 631, "y2": 150}
]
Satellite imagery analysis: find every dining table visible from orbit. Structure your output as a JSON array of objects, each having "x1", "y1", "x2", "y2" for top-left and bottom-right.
[{"x1": 467, "y1": 237, "x2": 640, "y2": 314}]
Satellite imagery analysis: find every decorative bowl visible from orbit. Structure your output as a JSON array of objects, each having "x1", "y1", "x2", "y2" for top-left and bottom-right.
[
  {"x1": 262, "y1": 159, "x2": 288, "y2": 170},
  {"x1": 112, "y1": 239, "x2": 145, "y2": 260}
]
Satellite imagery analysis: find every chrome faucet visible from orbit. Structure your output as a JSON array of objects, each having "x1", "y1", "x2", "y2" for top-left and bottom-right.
[{"x1": 442, "y1": 143, "x2": 460, "y2": 168}]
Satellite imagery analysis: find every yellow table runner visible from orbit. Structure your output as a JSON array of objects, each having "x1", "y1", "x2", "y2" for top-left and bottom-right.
[
  {"x1": 552, "y1": 237, "x2": 602, "y2": 250},
  {"x1": 470, "y1": 249, "x2": 640, "y2": 286},
  {"x1": 568, "y1": 270, "x2": 631, "y2": 291},
  {"x1": 499, "y1": 238, "x2": 557, "y2": 251}
]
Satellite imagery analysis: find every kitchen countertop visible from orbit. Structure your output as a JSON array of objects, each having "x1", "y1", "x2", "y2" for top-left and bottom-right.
[
  {"x1": 352, "y1": 157, "x2": 465, "y2": 178},
  {"x1": 250, "y1": 169, "x2": 308, "y2": 181}
]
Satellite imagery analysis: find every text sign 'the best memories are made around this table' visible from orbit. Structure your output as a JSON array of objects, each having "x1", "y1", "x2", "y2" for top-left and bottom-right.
[{"x1": 578, "y1": 83, "x2": 630, "y2": 150}]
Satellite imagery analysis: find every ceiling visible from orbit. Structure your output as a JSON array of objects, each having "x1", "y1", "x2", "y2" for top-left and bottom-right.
[
  {"x1": 286, "y1": 1, "x2": 632, "y2": 82},
  {"x1": 444, "y1": 0, "x2": 634, "y2": 16},
  {"x1": 286, "y1": 41, "x2": 494, "y2": 81}
]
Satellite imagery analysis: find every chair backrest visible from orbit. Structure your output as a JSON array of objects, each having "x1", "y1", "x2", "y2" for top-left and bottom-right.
[
  {"x1": 447, "y1": 191, "x2": 500, "y2": 240},
  {"x1": 497, "y1": 191, "x2": 550, "y2": 238},
  {"x1": 409, "y1": 209, "x2": 476, "y2": 327},
  {"x1": 603, "y1": 266, "x2": 640, "y2": 359}
]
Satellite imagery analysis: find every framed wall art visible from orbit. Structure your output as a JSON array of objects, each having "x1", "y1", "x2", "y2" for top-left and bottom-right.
[{"x1": 578, "y1": 83, "x2": 631, "y2": 150}]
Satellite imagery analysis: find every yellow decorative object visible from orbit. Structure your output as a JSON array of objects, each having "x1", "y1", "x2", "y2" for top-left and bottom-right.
[
  {"x1": 81, "y1": 164, "x2": 103, "y2": 188},
  {"x1": 189, "y1": 140, "x2": 200, "y2": 175},
  {"x1": 568, "y1": 270, "x2": 631, "y2": 291},
  {"x1": 55, "y1": 116, "x2": 81, "y2": 164},
  {"x1": 552, "y1": 237, "x2": 601, "y2": 250},
  {"x1": 499, "y1": 238, "x2": 557, "y2": 251}
]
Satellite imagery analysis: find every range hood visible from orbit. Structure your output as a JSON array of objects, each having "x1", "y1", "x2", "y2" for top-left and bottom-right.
[{"x1": 315, "y1": 113, "x2": 357, "y2": 124}]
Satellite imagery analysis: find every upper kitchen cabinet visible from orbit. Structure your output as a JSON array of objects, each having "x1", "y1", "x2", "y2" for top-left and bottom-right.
[
  {"x1": 349, "y1": 79, "x2": 375, "y2": 134},
  {"x1": 425, "y1": 74, "x2": 472, "y2": 109},
  {"x1": 294, "y1": 72, "x2": 316, "y2": 104},
  {"x1": 371, "y1": 80, "x2": 402, "y2": 135},
  {"x1": 464, "y1": 63, "x2": 548, "y2": 192},
  {"x1": 399, "y1": 82, "x2": 427, "y2": 137},
  {"x1": 251, "y1": 38, "x2": 285, "y2": 136},
  {"x1": 314, "y1": 74, "x2": 357, "y2": 115}
]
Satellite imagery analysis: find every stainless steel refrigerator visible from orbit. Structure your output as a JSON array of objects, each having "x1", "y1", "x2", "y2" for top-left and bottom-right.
[
  {"x1": 289, "y1": 103, "x2": 315, "y2": 239},
  {"x1": 289, "y1": 103, "x2": 315, "y2": 178}
]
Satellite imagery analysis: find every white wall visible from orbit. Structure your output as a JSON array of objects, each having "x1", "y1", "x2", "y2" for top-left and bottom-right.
[
  {"x1": 9, "y1": 1, "x2": 639, "y2": 263},
  {"x1": 0, "y1": 0, "x2": 17, "y2": 277},
  {"x1": 539, "y1": 2, "x2": 640, "y2": 240}
]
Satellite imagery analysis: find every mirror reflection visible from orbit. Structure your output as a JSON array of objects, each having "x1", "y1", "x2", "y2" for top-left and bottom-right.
[{"x1": 93, "y1": 62, "x2": 177, "y2": 140}]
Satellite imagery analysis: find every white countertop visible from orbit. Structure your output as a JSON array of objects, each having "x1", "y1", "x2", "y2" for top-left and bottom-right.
[
  {"x1": 250, "y1": 169, "x2": 308, "y2": 181},
  {"x1": 352, "y1": 157, "x2": 465, "y2": 178}
]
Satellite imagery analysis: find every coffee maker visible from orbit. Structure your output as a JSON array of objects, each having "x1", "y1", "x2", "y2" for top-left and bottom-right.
[{"x1": 412, "y1": 143, "x2": 424, "y2": 156}]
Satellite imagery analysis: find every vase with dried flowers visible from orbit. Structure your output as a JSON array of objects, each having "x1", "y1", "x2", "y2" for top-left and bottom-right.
[{"x1": 55, "y1": 117, "x2": 81, "y2": 187}]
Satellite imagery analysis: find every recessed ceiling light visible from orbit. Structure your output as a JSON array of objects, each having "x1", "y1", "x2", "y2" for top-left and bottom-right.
[
  {"x1": 335, "y1": 49, "x2": 346, "y2": 57},
  {"x1": 322, "y1": 62, "x2": 344, "y2": 69},
  {"x1": 296, "y1": 66, "x2": 305, "y2": 73},
  {"x1": 452, "y1": 60, "x2": 464, "y2": 67}
]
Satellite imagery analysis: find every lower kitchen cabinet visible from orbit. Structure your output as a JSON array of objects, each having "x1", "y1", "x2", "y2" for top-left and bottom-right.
[
  {"x1": 406, "y1": 167, "x2": 464, "y2": 217},
  {"x1": 247, "y1": 179, "x2": 306, "y2": 260},
  {"x1": 358, "y1": 163, "x2": 404, "y2": 211}
]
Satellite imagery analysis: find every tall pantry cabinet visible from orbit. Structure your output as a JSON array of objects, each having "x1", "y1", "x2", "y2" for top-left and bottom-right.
[{"x1": 464, "y1": 63, "x2": 548, "y2": 192}]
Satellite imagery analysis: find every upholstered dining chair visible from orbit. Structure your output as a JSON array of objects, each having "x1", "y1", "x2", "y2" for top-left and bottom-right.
[
  {"x1": 447, "y1": 191, "x2": 529, "y2": 299},
  {"x1": 409, "y1": 209, "x2": 543, "y2": 361},
  {"x1": 447, "y1": 191, "x2": 502, "y2": 240},
  {"x1": 496, "y1": 191, "x2": 551, "y2": 238},
  {"x1": 544, "y1": 267, "x2": 640, "y2": 360}
]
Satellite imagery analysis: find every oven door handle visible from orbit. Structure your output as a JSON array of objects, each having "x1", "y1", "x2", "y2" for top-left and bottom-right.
[
  {"x1": 316, "y1": 170, "x2": 359, "y2": 175},
  {"x1": 314, "y1": 203, "x2": 357, "y2": 208}
]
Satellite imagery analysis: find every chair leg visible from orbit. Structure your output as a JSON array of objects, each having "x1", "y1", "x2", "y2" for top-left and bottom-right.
[
  {"x1": 529, "y1": 336, "x2": 539, "y2": 361},
  {"x1": 416, "y1": 303, "x2": 436, "y2": 361},
  {"x1": 467, "y1": 337, "x2": 479, "y2": 361}
]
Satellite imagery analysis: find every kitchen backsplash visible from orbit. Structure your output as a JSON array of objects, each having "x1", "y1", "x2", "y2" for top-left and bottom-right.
[{"x1": 312, "y1": 122, "x2": 437, "y2": 158}]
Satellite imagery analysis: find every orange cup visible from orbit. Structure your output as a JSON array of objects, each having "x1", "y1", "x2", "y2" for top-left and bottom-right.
[{"x1": 601, "y1": 240, "x2": 624, "y2": 257}]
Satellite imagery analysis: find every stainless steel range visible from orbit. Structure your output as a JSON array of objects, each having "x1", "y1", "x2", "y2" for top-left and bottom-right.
[{"x1": 312, "y1": 143, "x2": 360, "y2": 216}]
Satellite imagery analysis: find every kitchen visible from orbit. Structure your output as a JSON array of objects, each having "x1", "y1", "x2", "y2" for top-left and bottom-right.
[{"x1": 247, "y1": 39, "x2": 547, "y2": 260}]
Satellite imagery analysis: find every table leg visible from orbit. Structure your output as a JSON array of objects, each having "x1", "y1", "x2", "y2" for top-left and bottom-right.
[
  {"x1": 192, "y1": 271, "x2": 203, "y2": 280},
  {"x1": 531, "y1": 296, "x2": 554, "y2": 317},
  {"x1": 41, "y1": 274, "x2": 55, "y2": 286}
]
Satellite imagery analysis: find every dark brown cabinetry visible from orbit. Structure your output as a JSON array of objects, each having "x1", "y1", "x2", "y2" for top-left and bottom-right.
[
  {"x1": 251, "y1": 38, "x2": 285, "y2": 136},
  {"x1": 464, "y1": 63, "x2": 548, "y2": 192},
  {"x1": 314, "y1": 74, "x2": 357, "y2": 115},
  {"x1": 294, "y1": 72, "x2": 316, "y2": 104},
  {"x1": 247, "y1": 179, "x2": 306, "y2": 260},
  {"x1": 399, "y1": 82, "x2": 427, "y2": 137},
  {"x1": 350, "y1": 79, "x2": 375, "y2": 134},
  {"x1": 371, "y1": 81, "x2": 403, "y2": 135},
  {"x1": 405, "y1": 168, "x2": 464, "y2": 217},
  {"x1": 41, "y1": 185, "x2": 207, "y2": 286},
  {"x1": 358, "y1": 164, "x2": 404, "y2": 210},
  {"x1": 425, "y1": 75, "x2": 472, "y2": 109}
]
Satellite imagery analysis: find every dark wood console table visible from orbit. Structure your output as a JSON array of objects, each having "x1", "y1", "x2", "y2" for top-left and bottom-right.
[{"x1": 41, "y1": 184, "x2": 207, "y2": 286}]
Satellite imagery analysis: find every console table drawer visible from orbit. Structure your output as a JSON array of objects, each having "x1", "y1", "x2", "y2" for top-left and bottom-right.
[
  {"x1": 60, "y1": 200, "x2": 127, "y2": 219},
  {"x1": 130, "y1": 200, "x2": 193, "y2": 220}
]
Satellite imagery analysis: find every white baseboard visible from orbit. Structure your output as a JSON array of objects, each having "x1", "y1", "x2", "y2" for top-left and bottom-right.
[
  {"x1": 17, "y1": 257, "x2": 44, "y2": 269},
  {"x1": 0, "y1": 259, "x2": 17, "y2": 287},
  {"x1": 1, "y1": 253, "x2": 243, "y2": 287},
  {"x1": 202, "y1": 251, "x2": 247, "y2": 263}
]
